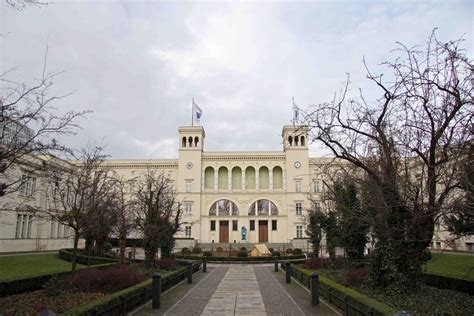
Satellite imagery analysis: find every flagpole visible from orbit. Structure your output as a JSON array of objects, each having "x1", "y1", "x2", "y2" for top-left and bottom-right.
[{"x1": 192, "y1": 98, "x2": 194, "y2": 126}]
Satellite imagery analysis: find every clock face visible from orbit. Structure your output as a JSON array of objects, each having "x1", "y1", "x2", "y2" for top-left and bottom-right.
[
  {"x1": 294, "y1": 161, "x2": 301, "y2": 169},
  {"x1": 186, "y1": 162, "x2": 193, "y2": 169}
]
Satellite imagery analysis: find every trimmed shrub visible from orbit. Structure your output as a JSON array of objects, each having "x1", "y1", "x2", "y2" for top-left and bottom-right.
[
  {"x1": 181, "y1": 247, "x2": 191, "y2": 255},
  {"x1": 59, "y1": 249, "x2": 118, "y2": 265},
  {"x1": 286, "y1": 248, "x2": 293, "y2": 254},
  {"x1": 422, "y1": 273, "x2": 474, "y2": 295},
  {"x1": 192, "y1": 247, "x2": 202, "y2": 254},
  {"x1": 216, "y1": 247, "x2": 224, "y2": 252},
  {"x1": 174, "y1": 254, "x2": 305, "y2": 262},
  {"x1": 203, "y1": 251, "x2": 212, "y2": 257},
  {"x1": 304, "y1": 257, "x2": 346, "y2": 270},
  {"x1": 345, "y1": 267, "x2": 369, "y2": 287},
  {"x1": 237, "y1": 251, "x2": 248, "y2": 258},
  {"x1": 61, "y1": 265, "x2": 145, "y2": 293},
  {"x1": 156, "y1": 259, "x2": 178, "y2": 270},
  {"x1": 240, "y1": 247, "x2": 247, "y2": 251},
  {"x1": 273, "y1": 251, "x2": 281, "y2": 257},
  {"x1": 293, "y1": 248, "x2": 303, "y2": 255}
]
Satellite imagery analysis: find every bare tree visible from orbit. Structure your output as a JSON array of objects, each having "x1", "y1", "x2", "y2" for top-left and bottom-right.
[
  {"x1": 132, "y1": 169, "x2": 182, "y2": 267},
  {"x1": 304, "y1": 30, "x2": 473, "y2": 289},
  {"x1": 45, "y1": 145, "x2": 111, "y2": 270},
  {"x1": 111, "y1": 175, "x2": 135, "y2": 263}
]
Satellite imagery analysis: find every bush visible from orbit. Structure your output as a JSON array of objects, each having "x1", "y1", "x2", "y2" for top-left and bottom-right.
[
  {"x1": 61, "y1": 265, "x2": 145, "y2": 293},
  {"x1": 421, "y1": 248, "x2": 432, "y2": 263},
  {"x1": 181, "y1": 247, "x2": 191, "y2": 255},
  {"x1": 345, "y1": 267, "x2": 369, "y2": 287},
  {"x1": 42, "y1": 275, "x2": 61, "y2": 297},
  {"x1": 422, "y1": 273, "x2": 474, "y2": 295},
  {"x1": 174, "y1": 254, "x2": 305, "y2": 262},
  {"x1": 240, "y1": 247, "x2": 247, "y2": 251},
  {"x1": 286, "y1": 248, "x2": 293, "y2": 254},
  {"x1": 293, "y1": 248, "x2": 303, "y2": 255},
  {"x1": 216, "y1": 247, "x2": 223, "y2": 252},
  {"x1": 273, "y1": 251, "x2": 281, "y2": 257},
  {"x1": 156, "y1": 259, "x2": 178, "y2": 270},
  {"x1": 192, "y1": 247, "x2": 202, "y2": 254},
  {"x1": 237, "y1": 251, "x2": 248, "y2": 258},
  {"x1": 203, "y1": 251, "x2": 212, "y2": 257},
  {"x1": 304, "y1": 257, "x2": 347, "y2": 270},
  {"x1": 59, "y1": 249, "x2": 118, "y2": 265}
]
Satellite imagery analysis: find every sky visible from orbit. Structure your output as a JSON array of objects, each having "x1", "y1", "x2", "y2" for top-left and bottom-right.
[{"x1": 1, "y1": 0, "x2": 472, "y2": 159}]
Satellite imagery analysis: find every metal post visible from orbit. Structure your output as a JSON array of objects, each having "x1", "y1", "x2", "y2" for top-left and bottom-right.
[
  {"x1": 311, "y1": 272, "x2": 319, "y2": 306},
  {"x1": 152, "y1": 273, "x2": 161, "y2": 309},
  {"x1": 285, "y1": 261, "x2": 291, "y2": 283},
  {"x1": 187, "y1": 262, "x2": 193, "y2": 284},
  {"x1": 203, "y1": 257, "x2": 207, "y2": 273},
  {"x1": 274, "y1": 258, "x2": 279, "y2": 272}
]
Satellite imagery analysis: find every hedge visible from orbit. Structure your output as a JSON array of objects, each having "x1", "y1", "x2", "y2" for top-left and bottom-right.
[
  {"x1": 0, "y1": 263, "x2": 115, "y2": 298},
  {"x1": 173, "y1": 254, "x2": 306, "y2": 262},
  {"x1": 64, "y1": 261, "x2": 201, "y2": 316},
  {"x1": 286, "y1": 264, "x2": 396, "y2": 316},
  {"x1": 422, "y1": 272, "x2": 474, "y2": 295},
  {"x1": 59, "y1": 249, "x2": 118, "y2": 265}
]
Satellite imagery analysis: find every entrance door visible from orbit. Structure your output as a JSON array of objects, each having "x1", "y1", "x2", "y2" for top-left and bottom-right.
[
  {"x1": 258, "y1": 220, "x2": 268, "y2": 243},
  {"x1": 219, "y1": 221, "x2": 229, "y2": 243}
]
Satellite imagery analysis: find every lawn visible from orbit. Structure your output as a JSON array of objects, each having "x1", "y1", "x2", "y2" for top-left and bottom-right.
[
  {"x1": 425, "y1": 252, "x2": 474, "y2": 280},
  {"x1": 0, "y1": 253, "x2": 85, "y2": 281}
]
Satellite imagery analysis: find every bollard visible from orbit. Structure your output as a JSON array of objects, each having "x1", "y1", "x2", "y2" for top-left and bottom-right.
[
  {"x1": 274, "y1": 258, "x2": 279, "y2": 272},
  {"x1": 152, "y1": 273, "x2": 161, "y2": 309},
  {"x1": 203, "y1": 257, "x2": 207, "y2": 273},
  {"x1": 285, "y1": 261, "x2": 291, "y2": 283},
  {"x1": 187, "y1": 262, "x2": 193, "y2": 284},
  {"x1": 311, "y1": 272, "x2": 319, "y2": 306}
]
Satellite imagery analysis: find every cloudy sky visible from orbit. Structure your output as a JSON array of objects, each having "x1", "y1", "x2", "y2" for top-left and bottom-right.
[{"x1": 1, "y1": 0, "x2": 472, "y2": 159}]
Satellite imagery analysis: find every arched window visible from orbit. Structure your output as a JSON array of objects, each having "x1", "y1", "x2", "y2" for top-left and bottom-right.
[
  {"x1": 300, "y1": 136, "x2": 305, "y2": 146},
  {"x1": 218, "y1": 166, "x2": 228, "y2": 190},
  {"x1": 273, "y1": 166, "x2": 283, "y2": 189},
  {"x1": 204, "y1": 167, "x2": 214, "y2": 190},
  {"x1": 182, "y1": 137, "x2": 187, "y2": 148},
  {"x1": 188, "y1": 136, "x2": 193, "y2": 147},
  {"x1": 194, "y1": 136, "x2": 199, "y2": 147},
  {"x1": 288, "y1": 136, "x2": 293, "y2": 146},
  {"x1": 259, "y1": 166, "x2": 269, "y2": 190},
  {"x1": 294, "y1": 136, "x2": 299, "y2": 146},
  {"x1": 245, "y1": 166, "x2": 255, "y2": 190},
  {"x1": 209, "y1": 199, "x2": 239, "y2": 216},
  {"x1": 232, "y1": 166, "x2": 242, "y2": 190},
  {"x1": 248, "y1": 199, "x2": 278, "y2": 216}
]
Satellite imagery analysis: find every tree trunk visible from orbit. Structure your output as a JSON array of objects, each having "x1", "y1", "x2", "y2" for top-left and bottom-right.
[
  {"x1": 119, "y1": 237, "x2": 126, "y2": 264},
  {"x1": 72, "y1": 232, "x2": 80, "y2": 271}
]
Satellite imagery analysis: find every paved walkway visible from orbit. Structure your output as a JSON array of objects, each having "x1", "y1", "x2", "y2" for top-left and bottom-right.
[{"x1": 134, "y1": 265, "x2": 338, "y2": 316}]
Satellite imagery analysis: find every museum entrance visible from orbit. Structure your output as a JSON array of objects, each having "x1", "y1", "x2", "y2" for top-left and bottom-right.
[
  {"x1": 258, "y1": 220, "x2": 268, "y2": 243},
  {"x1": 219, "y1": 221, "x2": 229, "y2": 243}
]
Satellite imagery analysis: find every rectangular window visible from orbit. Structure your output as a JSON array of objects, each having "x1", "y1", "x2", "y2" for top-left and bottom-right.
[
  {"x1": 314, "y1": 181, "x2": 320, "y2": 193},
  {"x1": 232, "y1": 220, "x2": 238, "y2": 231},
  {"x1": 296, "y1": 225, "x2": 303, "y2": 238},
  {"x1": 296, "y1": 202, "x2": 303, "y2": 215},
  {"x1": 185, "y1": 203, "x2": 192, "y2": 215},
  {"x1": 27, "y1": 215, "x2": 33, "y2": 238},
  {"x1": 185, "y1": 226, "x2": 191, "y2": 238},
  {"x1": 186, "y1": 181, "x2": 192, "y2": 193},
  {"x1": 210, "y1": 220, "x2": 216, "y2": 231},
  {"x1": 21, "y1": 215, "x2": 27, "y2": 238},
  {"x1": 57, "y1": 222, "x2": 62, "y2": 238},
  {"x1": 15, "y1": 214, "x2": 22, "y2": 238},
  {"x1": 19, "y1": 175, "x2": 36, "y2": 197},
  {"x1": 272, "y1": 220, "x2": 277, "y2": 231},
  {"x1": 295, "y1": 180, "x2": 301, "y2": 193},
  {"x1": 50, "y1": 217, "x2": 56, "y2": 238},
  {"x1": 250, "y1": 220, "x2": 255, "y2": 231}
]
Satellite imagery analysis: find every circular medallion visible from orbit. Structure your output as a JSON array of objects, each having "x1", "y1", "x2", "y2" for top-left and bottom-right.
[
  {"x1": 294, "y1": 161, "x2": 301, "y2": 169},
  {"x1": 186, "y1": 162, "x2": 193, "y2": 169}
]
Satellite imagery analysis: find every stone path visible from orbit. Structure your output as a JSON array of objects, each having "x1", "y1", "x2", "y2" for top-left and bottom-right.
[
  {"x1": 201, "y1": 266, "x2": 265, "y2": 315},
  {"x1": 134, "y1": 265, "x2": 338, "y2": 316}
]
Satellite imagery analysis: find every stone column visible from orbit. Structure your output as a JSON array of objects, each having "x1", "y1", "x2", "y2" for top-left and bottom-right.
[
  {"x1": 214, "y1": 169, "x2": 218, "y2": 191},
  {"x1": 256, "y1": 168, "x2": 259, "y2": 192},
  {"x1": 283, "y1": 170, "x2": 287, "y2": 191},
  {"x1": 242, "y1": 169, "x2": 246, "y2": 191},
  {"x1": 269, "y1": 168, "x2": 273, "y2": 192},
  {"x1": 228, "y1": 168, "x2": 232, "y2": 192}
]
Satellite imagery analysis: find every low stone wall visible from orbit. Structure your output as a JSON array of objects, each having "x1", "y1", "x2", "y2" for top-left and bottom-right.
[{"x1": 195, "y1": 242, "x2": 292, "y2": 251}]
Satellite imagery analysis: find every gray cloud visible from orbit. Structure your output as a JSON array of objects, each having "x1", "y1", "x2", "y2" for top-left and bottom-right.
[{"x1": 1, "y1": 1, "x2": 472, "y2": 159}]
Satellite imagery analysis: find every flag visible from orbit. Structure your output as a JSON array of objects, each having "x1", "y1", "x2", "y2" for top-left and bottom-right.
[
  {"x1": 192, "y1": 99, "x2": 203, "y2": 125},
  {"x1": 292, "y1": 97, "x2": 299, "y2": 125}
]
